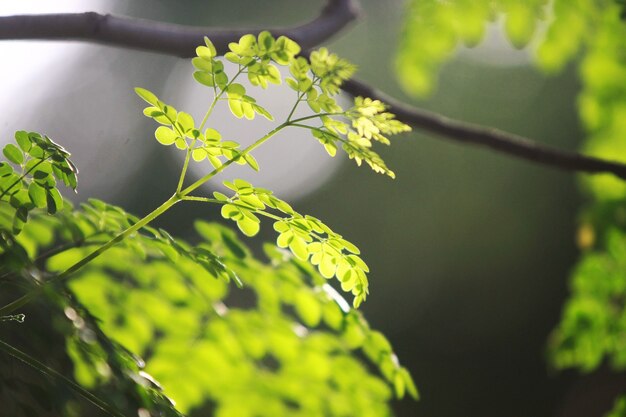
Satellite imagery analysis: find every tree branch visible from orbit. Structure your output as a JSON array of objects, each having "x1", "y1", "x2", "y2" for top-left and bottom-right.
[
  {"x1": 341, "y1": 78, "x2": 626, "y2": 180},
  {"x1": 0, "y1": 0, "x2": 360, "y2": 57},
  {"x1": 2, "y1": 0, "x2": 626, "y2": 180}
]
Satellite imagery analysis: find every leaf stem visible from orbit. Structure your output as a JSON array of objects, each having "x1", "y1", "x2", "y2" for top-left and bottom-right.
[
  {"x1": 0, "y1": 159, "x2": 44, "y2": 200},
  {"x1": 288, "y1": 112, "x2": 343, "y2": 125},
  {"x1": 290, "y1": 123, "x2": 349, "y2": 145},
  {"x1": 177, "y1": 138, "x2": 197, "y2": 193},
  {"x1": 0, "y1": 193, "x2": 181, "y2": 316},
  {"x1": 179, "y1": 122, "x2": 289, "y2": 197},
  {"x1": 181, "y1": 196, "x2": 285, "y2": 222},
  {"x1": 286, "y1": 91, "x2": 306, "y2": 122},
  {"x1": 0, "y1": 338, "x2": 126, "y2": 417},
  {"x1": 177, "y1": 66, "x2": 246, "y2": 192}
]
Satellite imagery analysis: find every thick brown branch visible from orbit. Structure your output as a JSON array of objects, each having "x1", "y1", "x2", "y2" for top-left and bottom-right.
[
  {"x1": 1, "y1": 1, "x2": 625, "y2": 180},
  {"x1": 342, "y1": 78, "x2": 626, "y2": 180},
  {"x1": 0, "y1": 0, "x2": 360, "y2": 57}
]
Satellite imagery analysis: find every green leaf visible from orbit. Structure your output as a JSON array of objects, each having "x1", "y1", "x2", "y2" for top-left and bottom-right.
[
  {"x1": 1, "y1": 174, "x2": 21, "y2": 197},
  {"x1": 12, "y1": 206, "x2": 28, "y2": 233},
  {"x1": 286, "y1": 78, "x2": 299, "y2": 91},
  {"x1": 257, "y1": 31, "x2": 274, "y2": 52},
  {"x1": 176, "y1": 112, "x2": 195, "y2": 133},
  {"x1": 237, "y1": 217, "x2": 260, "y2": 237},
  {"x1": 215, "y1": 72, "x2": 229, "y2": 90},
  {"x1": 15, "y1": 131, "x2": 32, "y2": 152},
  {"x1": 154, "y1": 126, "x2": 178, "y2": 146},
  {"x1": 310, "y1": 47, "x2": 356, "y2": 96},
  {"x1": 28, "y1": 182, "x2": 47, "y2": 208},
  {"x1": 10, "y1": 189, "x2": 31, "y2": 209},
  {"x1": 3, "y1": 144, "x2": 24, "y2": 165},
  {"x1": 134, "y1": 87, "x2": 159, "y2": 105},
  {"x1": 342, "y1": 315, "x2": 366, "y2": 349},
  {"x1": 193, "y1": 71, "x2": 215, "y2": 87},
  {"x1": 204, "y1": 36, "x2": 217, "y2": 57},
  {"x1": 289, "y1": 236, "x2": 309, "y2": 261},
  {"x1": 228, "y1": 100, "x2": 244, "y2": 119},
  {"x1": 243, "y1": 154, "x2": 259, "y2": 171},
  {"x1": 204, "y1": 128, "x2": 221, "y2": 141},
  {"x1": 401, "y1": 368, "x2": 419, "y2": 399},
  {"x1": 251, "y1": 103, "x2": 273, "y2": 121},
  {"x1": 221, "y1": 204, "x2": 240, "y2": 220},
  {"x1": 393, "y1": 371, "x2": 405, "y2": 398},
  {"x1": 276, "y1": 231, "x2": 292, "y2": 248},
  {"x1": 45, "y1": 188, "x2": 63, "y2": 214},
  {"x1": 27, "y1": 145, "x2": 45, "y2": 159},
  {"x1": 230, "y1": 34, "x2": 257, "y2": 56},
  {"x1": 192, "y1": 57, "x2": 213, "y2": 71},
  {"x1": 191, "y1": 149, "x2": 206, "y2": 162},
  {"x1": 226, "y1": 84, "x2": 252, "y2": 119},
  {"x1": 319, "y1": 253, "x2": 337, "y2": 279},
  {"x1": 195, "y1": 46, "x2": 214, "y2": 59},
  {"x1": 0, "y1": 162, "x2": 14, "y2": 176},
  {"x1": 224, "y1": 52, "x2": 242, "y2": 64}
]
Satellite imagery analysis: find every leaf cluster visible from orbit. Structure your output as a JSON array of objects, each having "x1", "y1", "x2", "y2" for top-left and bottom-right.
[
  {"x1": 286, "y1": 50, "x2": 409, "y2": 177},
  {"x1": 215, "y1": 179, "x2": 370, "y2": 307},
  {"x1": 194, "y1": 33, "x2": 291, "y2": 120},
  {"x1": 0, "y1": 131, "x2": 77, "y2": 234},
  {"x1": 136, "y1": 87, "x2": 259, "y2": 172}
]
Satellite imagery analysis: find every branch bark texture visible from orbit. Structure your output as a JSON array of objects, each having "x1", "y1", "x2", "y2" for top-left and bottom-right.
[
  {"x1": 0, "y1": 0, "x2": 360, "y2": 57},
  {"x1": 1, "y1": 0, "x2": 626, "y2": 180}
]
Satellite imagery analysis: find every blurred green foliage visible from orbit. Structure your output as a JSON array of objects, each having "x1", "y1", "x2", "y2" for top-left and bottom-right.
[
  {"x1": 549, "y1": 230, "x2": 626, "y2": 372},
  {"x1": 396, "y1": 0, "x2": 547, "y2": 96},
  {"x1": 397, "y1": 0, "x2": 626, "y2": 414},
  {"x1": 1, "y1": 197, "x2": 415, "y2": 415}
]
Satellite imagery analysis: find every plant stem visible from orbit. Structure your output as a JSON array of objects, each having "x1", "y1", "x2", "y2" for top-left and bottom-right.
[
  {"x1": 0, "y1": 338, "x2": 126, "y2": 417},
  {"x1": 177, "y1": 138, "x2": 196, "y2": 193},
  {"x1": 177, "y1": 66, "x2": 245, "y2": 193},
  {"x1": 290, "y1": 123, "x2": 351, "y2": 148},
  {"x1": 286, "y1": 91, "x2": 305, "y2": 122},
  {"x1": 34, "y1": 236, "x2": 109, "y2": 266},
  {"x1": 288, "y1": 112, "x2": 342, "y2": 125},
  {"x1": 182, "y1": 196, "x2": 284, "y2": 222},
  {"x1": 179, "y1": 122, "x2": 289, "y2": 196},
  {"x1": 0, "y1": 194, "x2": 181, "y2": 316}
]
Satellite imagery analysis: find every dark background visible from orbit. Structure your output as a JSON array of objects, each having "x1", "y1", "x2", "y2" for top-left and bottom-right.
[{"x1": 0, "y1": 1, "x2": 601, "y2": 416}]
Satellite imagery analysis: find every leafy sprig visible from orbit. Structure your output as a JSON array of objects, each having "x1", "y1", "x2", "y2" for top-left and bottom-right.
[
  {"x1": 0, "y1": 131, "x2": 77, "y2": 234},
  {"x1": 284, "y1": 47, "x2": 410, "y2": 177},
  {"x1": 131, "y1": 32, "x2": 409, "y2": 306},
  {"x1": 1, "y1": 31, "x2": 412, "y2": 321},
  {"x1": 211, "y1": 179, "x2": 370, "y2": 307}
]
